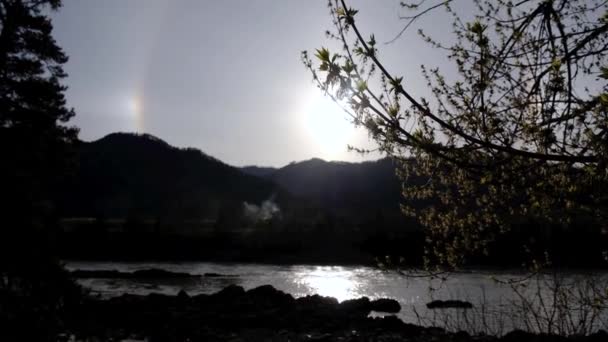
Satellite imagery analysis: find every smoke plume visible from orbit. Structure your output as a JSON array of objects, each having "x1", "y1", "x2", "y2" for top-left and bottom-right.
[{"x1": 243, "y1": 195, "x2": 280, "y2": 222}]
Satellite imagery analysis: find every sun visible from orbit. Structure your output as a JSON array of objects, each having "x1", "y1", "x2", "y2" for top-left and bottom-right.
[{"x1": 302, "y1": 91, "x2": 354, "y2": 159}]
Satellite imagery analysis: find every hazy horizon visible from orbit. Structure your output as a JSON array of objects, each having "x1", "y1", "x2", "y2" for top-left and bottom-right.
[{"x1": 85, "y1": 131, "x2": 392, "y2": 169}]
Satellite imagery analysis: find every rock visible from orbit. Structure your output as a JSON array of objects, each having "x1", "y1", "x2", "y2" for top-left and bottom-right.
[
  {"x1": 339, "y1": 297, "x2": 371, "y2": 314},
  {"x1": 370, "y1": 298, "x2": 401, "y2": 313},
  {"x1": 426, "y1": 299, "x2": 473, "y2": 309},
  {"x1": 73, "y1": 283, "x2": 606, "y2": 342},
  {"x1": 370, "y1": 315, "x2": 409, "y2": 331},
  {"x1": 70, "y1": 269, "x2": 125, "y2": 278},
  {"x1": 245, "y1": 285, "x2": 295, "y2": 309},
  {"x1": 131, "y1": 268, "x2": 198, "y2": 278},
  {"x1": 296, "y1": 294, "x2": 339, "y2": 309},
  {"x1": 295, "y1": 294, "x2": 340, "y2": 325},
  {"x1": 588, "y1": 330, "x2": 608, "y2": 342},
  {"x1": 215, "y1": 284, "x2": 246, "y2": 298},
  {"x1": 500, "y1": 330, "x2": 535, "y2": 342},
  {"x1": 71, "y1": 268, "x2": 199, "y2": 279},
  {"x1": 204, "y1": 272, "x2": 238, "y2": 277},
  {"x1": 453, "y1": 330, "x2": 471, "y2": 341},
  {"x1": 191, "y1": 293, "x2": 210, "y2": 305},
  {"x1": 248, "y1": 285, "x2": 294, "y2": 300},
  {"x1": 204, "y1": 272, "x2": 226, "y2": 277},
  {"x1": 146, "y1": 292, "x2": 174, "y2": 305},
  {"x1": 246, "y1": 284, "x2": 282, "y2": 297},
  {"x1": 306, "y1": 333, "x2": 333, "y2": 341},
  {"x1": 177, "y1": 289, "x2": 190, "y2": 300}
]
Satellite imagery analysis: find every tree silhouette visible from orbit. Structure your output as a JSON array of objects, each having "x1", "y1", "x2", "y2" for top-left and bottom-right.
[
  {"x1": 0, "y1": 1, "x2": 80, "y2": 340},
  {"x1": 305, "y1": 0, "x2": 608, "y2": 268},
  {"x1": 0, "y1": 0, "x2": 77, "y2": 231}
]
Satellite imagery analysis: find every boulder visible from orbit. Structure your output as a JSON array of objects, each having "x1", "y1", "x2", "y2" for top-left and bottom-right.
[
  {"x1": 70, "y1": 269, "x2": 125, "y2": 278},
  {"x1": 500, "y1": 330, "x2": 536, "y2": 342},
  {"x1": 339, "y1": 297, "x2": 371, "y2": 314},
  {"x1": 177, "y1": 289, "x2": 190, "y2": 300},
  {"x1": 246, "y1": 285, "x2": 295, "y2": 308},
  {"x1": 214, "y1": 284, "x2": 245, "y2": 298},
  {"x1": 71, "y1": 268, "x2": 199, "y2": 279},
  {"x1": 588, "y1": 330, "x2": 608, "y2": 342},
  {"x1": 426, "y1": 299, "x2": 473, "y2": 309},
  {"x1": 246, "y1": 284, "x2": 282, "y2": 297},
  {"x1": 190, "y1": 293, "x2": 210, "y2": 306},
  {"x1": 131, "y1": 268, "x2": 198, "y2": 278},
  {"x1": 296, "y1": 294, "x2": 339, "y2": 309},
  {"x1": 204, "y1": 272, "x2": 237, "y2": 277},
  {"x1": 370, "y1": 298, "x2": 401, "y2": 313}
]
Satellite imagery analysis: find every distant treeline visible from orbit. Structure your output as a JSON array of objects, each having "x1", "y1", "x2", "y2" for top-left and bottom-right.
[{"x1": 55, "y1": 214, "x2": 607, "y2": 268}]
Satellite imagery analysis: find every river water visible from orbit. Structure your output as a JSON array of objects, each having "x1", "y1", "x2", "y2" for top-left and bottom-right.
[{"x1": 66, "y1": 261, "x2": 608, "y2": 335}]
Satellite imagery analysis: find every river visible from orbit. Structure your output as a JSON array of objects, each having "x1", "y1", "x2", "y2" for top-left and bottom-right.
[{"x1": 66, "y1": 261, "x2": 608, "y2": 335}]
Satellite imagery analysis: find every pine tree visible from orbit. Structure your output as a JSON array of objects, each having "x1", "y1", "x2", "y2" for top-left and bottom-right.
[
  {"x1": 0, "y1": 2, "x2": 81, "y2": 340},
  {"x1": 0, "y1": 0, "x2": 78, "y2": 226}
]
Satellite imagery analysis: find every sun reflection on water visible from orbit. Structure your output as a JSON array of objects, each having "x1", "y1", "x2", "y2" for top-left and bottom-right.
[{"x1": 296, "y1": 266, "x2": 362, "y2": 302}]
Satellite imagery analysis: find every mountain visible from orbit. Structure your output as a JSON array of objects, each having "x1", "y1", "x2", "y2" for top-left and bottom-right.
[
  {"x1": 56, "y1": 133, "x2": 425, "y2": 262},
  {"x1": 240, "y1": 166, "x2": 278, "y2": 178},
  {"x1": 242, "y1": 157, "x2": 411, "y2": 219},
  {"x1": 60, "y1": 132, "x2": 413, "y2": 224},
  {"x1": 60, "y1": 133, "x2": 288, "y2": 219}
]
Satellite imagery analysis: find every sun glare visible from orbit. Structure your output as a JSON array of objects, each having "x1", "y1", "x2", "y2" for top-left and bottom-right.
[
  {"x1": 128, "y1": 94, "x2": 145, "y2": 132},
  {"x1": 128, "y1": 97, "x2": 140, "y2": 114},
  {"x1": 302, "y1": 92, "x2": 354, "y2": 160},
  {"x1": 296, "y1": 266, "x2": 360, "y2": 302}
]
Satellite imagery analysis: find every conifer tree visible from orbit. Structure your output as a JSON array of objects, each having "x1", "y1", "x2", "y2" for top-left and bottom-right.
[
  {"x1": 0, "y1": 0, "x2": 78, "y2": 227},
  {"x1": 0, "y1": 2, "x2": 80, "y2": 340}
]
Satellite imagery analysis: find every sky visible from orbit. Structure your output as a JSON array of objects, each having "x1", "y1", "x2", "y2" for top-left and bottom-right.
[{"x1": 51, "y1": 0, "x2": 465, "y2": 167}]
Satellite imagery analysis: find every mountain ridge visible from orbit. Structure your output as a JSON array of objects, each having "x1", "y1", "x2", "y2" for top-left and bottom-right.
[
  {"x1": 61, "y1": 132, "x2": 410, "y2": 226},
  {"x1": 241, "y1": 156, "x2": 408, "y2": 221},
  {"x1": 61, "y1": 132, "x2": 290, "y2": 220}
]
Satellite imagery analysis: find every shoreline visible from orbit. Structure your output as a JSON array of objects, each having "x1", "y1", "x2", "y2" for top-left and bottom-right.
[
  {"x1": 64, "y1": 259, "x2": 608, "y2": 275},
  {"x1": 64, "y1": 284, "x2": 607, "y2": 342}
]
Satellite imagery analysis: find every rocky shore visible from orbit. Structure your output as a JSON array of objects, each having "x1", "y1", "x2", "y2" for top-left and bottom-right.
[
  {"x1": 70, "y1": 268, "x2": 200, "y2": 279},
  {"x1": 66, "y1": 285, "x2": 607, "y2": 342}
]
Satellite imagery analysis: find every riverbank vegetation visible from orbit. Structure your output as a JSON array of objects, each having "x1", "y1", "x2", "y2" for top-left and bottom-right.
[
  {"x1": 302, "y1": 0, "x2": 608, "y2": 337},
  {"x1": 304, "y1": 0, "x2": 608, "y2": 269}
]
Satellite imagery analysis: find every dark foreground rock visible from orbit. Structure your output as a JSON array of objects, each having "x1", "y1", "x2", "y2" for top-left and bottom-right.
[
  {"x1": 370, "y1": 298, "x2": 401, "y2": 313},
  {"x1": 70, "y1": 268, "x2": 200, "y2": 279},
  {"x1": 427, "y1": 299, "x2": 474, "y2": 309},
  {"x1": 64, "y1": 285, "x2": 606, "y2": 342},
  {"x1": 204, "y1": 272, "x2": 237, "y2": 277}
]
